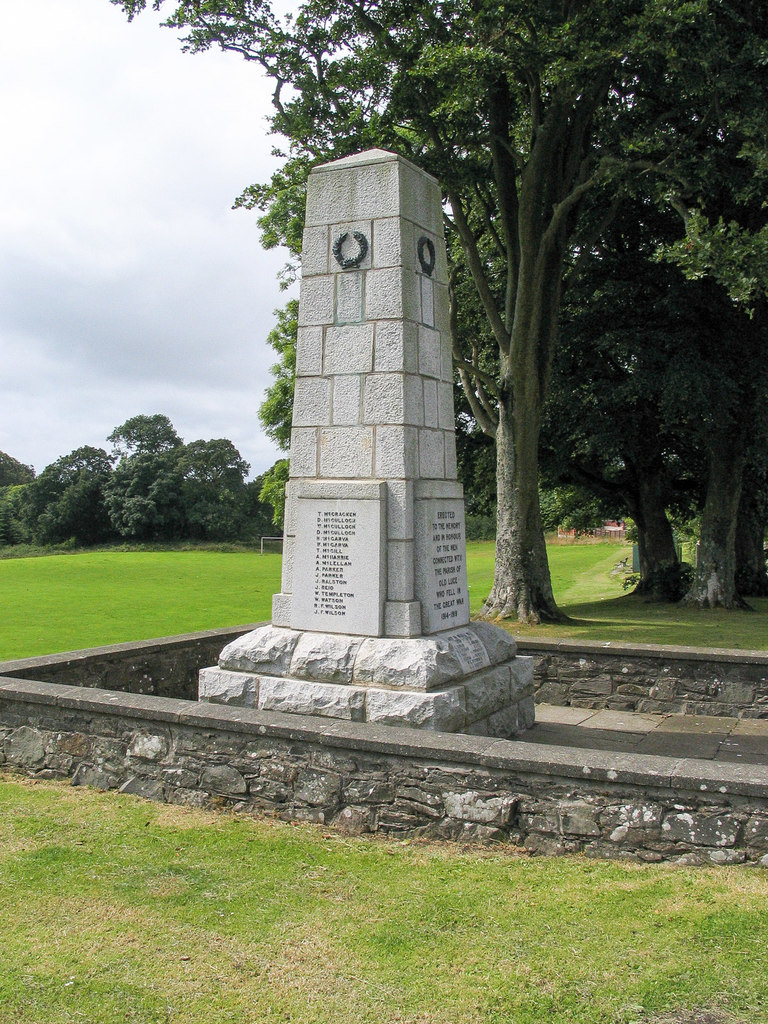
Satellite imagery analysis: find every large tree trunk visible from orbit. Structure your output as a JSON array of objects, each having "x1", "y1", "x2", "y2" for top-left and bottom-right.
[
  {"x1": 482, "y1": 381, "x2": 558, "y2": 622},
  {"x1": 623, "y1": 470, "x2": 679, "y2": 588},
  {"x1": 481, "y1": 243, "x2": 563, "y2": 623},
  {"x1": 463, "y1": 91, "x2": 600, "y2": 624},
  {"x1": 735, "y1": 469, "x2": 768, "y2": 596},
  {"x1": 682, "y1": 443, "x2": 747, "y2": 608}
]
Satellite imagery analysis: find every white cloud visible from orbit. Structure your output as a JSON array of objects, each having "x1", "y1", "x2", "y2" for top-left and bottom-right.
[{"x1": 0, "y1": 0, "x2": 292, "y2": 476}]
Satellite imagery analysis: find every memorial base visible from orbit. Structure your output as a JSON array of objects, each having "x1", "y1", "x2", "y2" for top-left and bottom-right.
[{"x1": 198, "y1": 622, "x2": 535, "y2": 736}]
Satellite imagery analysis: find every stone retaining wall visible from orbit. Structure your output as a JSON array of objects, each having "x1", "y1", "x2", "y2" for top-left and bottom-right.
[
  {"x1": 0, "y1": 626, "x2": 257, "y2": 701},
  {"x1": 519, "y1": 639, "x2": 768, "y2": 719},
  {"x1": 2, "y1": 676, "x2": 767, "y2": 866},
  {"x1": 3, "y1": 630, "x2": 766, "y2": 721}
]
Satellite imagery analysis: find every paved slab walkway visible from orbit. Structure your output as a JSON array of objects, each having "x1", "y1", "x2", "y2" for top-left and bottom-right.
[{"x1": 525, "y1": 704, "x2": 768, "y2": 765}]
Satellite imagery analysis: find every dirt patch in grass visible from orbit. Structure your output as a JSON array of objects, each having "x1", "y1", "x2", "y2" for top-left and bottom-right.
[{"x1": 650, "y1": 1013, "x2": 752, "y2": 1024}]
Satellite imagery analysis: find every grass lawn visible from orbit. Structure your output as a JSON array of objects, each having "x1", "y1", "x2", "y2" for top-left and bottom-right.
[
  {"x1": 2, "y1": 542, "x2": 767, "y2": 661},
  {"x1": 1, "y1": 773, "x2": 767, "y2": 1024},
  {"x1": 0, "y1": 550, "x2": 281, "y2": 661},
  {"x1": 471, "y1": 540, "x2": 768, "y2": 650}
]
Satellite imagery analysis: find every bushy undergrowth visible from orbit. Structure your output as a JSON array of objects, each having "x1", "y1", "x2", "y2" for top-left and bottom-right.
[
  {"x1": 465, "y1": 514, "x2": 496, "y2": 540},
  {"x1": 624, "y1": 561, "x2": 695, "y2": 602},
  {"x1": 0, "y1": 539, "x2": 263, "y2": 560}
]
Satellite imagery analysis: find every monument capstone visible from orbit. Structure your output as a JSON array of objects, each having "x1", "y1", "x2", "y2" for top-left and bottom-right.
[{"x1": 199, "y1": 149, "x2": 534, "y2": 734}]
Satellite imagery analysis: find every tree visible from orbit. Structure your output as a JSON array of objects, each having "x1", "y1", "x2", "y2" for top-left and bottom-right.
[
  {"x1": 178, "y1": 438, "x2": 251, "y2": 540},
  {"x1": 242, "y1": 475, "x2": 280, "y2": 538},
  {"x1": 107, "y1": 413, "x2": 182, "y2": 457},
  {"x1": 616, "y1": 1, "x2": 768, "y2": 608},
  {"x1": 258, "y1": 301, "x2": 297, "y2": 454},
  {"x1": 115, "y1": 0, "x2": 768, "y2": 620},
  {"x1": 104, "y1": 415, "x2": 185, "y2": 540},
  {"x1": 0, "y1": 452, "x2": 35, "y2": 546},
  {"x1": 22, "y1": 447, "x2": 115, "y2": 546},
  {"x1": 541, "y1": 197, "x2": 709, "y2": 592},
  {"x1": 539, "y1": 486, "x2": 618, "y2": 537},
  {"x1": 0, "y1": 451, "x2": 34, "y2": 487},
  {"x1": 259, "y1": 459, "x2": 289, "y2": 530},
  {"x1": 0, "y1": 486, "x2": 30, "y2": 546},
  {"x1": 735, "y1": 456, "x2": 768, "y2": 598}
]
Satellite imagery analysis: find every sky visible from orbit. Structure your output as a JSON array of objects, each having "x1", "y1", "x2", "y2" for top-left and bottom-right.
[{"x1": 0, "y1": 0, "x2": 292, "y2": 478}]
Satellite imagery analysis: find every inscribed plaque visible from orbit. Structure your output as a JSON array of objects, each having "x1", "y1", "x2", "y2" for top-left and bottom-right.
[
  {"x1": 415, "y1": 498, "x2": 470, "y2": 633},
  {"x1": 291, "y1": 497, "x2": 385, "y2": 635}
]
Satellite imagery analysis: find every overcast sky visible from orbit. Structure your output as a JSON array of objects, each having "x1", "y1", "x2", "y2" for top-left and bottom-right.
[{"x1": 0, "y1": 0, "x2": 292, "y2": 478}]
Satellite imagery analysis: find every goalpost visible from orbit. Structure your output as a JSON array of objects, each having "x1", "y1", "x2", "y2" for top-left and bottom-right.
[{"x1": 259, "y1": 536, "x2": 284, "y2": 555}]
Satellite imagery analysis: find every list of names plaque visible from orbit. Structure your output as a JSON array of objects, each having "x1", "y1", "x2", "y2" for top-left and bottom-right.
[
  {"x1": 291, "y1": 497, "x2": 384, "y2": 635},
  {"x1": 312, "y1": 508, "x2": 356, "y2": 617}
]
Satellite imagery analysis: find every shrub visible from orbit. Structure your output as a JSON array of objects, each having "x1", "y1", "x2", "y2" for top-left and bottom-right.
[{"x1": 465, "y1": 514, "x2": 496, "y2": 541}]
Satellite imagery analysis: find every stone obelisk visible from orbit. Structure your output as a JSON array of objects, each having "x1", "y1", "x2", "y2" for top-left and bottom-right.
[{"x1": 199, "y1": 149, "x2": 534, "y2": 735}]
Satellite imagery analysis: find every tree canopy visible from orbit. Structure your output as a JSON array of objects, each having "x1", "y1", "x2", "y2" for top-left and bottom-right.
[
  {"x1": 113, "y1": 0, "x2": 768, "y2": 614},
  {"x1": 0, "y1": 451, "x2": 35, "y2": 488},
  {"x1": 1, "y1": 416, "x2": 275, "y2": 549}
]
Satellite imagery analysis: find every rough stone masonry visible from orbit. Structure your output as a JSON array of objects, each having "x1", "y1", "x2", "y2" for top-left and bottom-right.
[{"x1": 200, "y1": 149, "x2": 534, "y2": 735}]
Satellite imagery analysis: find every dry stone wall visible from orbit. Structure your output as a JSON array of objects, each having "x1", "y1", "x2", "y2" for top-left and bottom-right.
[
  {"x1": 3, "y1": 630, "x2": 766, "y2": 719},
  {"x1": 0, "y1": 627, "x2": 255, "y2": 701},
  {"x1": 521, "y1": 640, "x2": 768, "y2": 719},
  {"x1": 2, "y1": 677, "x2": 767, "y2": 866}
]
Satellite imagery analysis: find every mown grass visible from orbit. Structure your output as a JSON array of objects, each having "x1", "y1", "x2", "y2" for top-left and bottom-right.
[
  {"x1": 0, "y1": 550, "x2": 281, "y2": 660},
  {"x1": 467, "y1": 540, "x2": 768, "y2": 650},
  {"x1": 1, "y1": 773, "x2": 767, "y2": 1024},
  {"x1": 2, "y1": 542, "x2": 767, "y2": 661}
]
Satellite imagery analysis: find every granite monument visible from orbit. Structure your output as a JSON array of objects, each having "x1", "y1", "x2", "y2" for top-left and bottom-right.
[{"x1": 199, "y1": 149, "x2": 534, "y2": 734}]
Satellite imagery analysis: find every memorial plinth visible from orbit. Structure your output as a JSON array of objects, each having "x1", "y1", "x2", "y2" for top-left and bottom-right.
[{"x1": 199, "y1": 149, "x2": 534, "y2": 735}]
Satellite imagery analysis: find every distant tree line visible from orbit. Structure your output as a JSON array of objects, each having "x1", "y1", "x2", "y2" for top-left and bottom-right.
[{"x1": 0, "y1": 414, "x2": 276, "y2": 549}]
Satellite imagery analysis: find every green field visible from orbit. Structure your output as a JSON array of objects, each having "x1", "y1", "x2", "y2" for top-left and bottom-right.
[
  {"x1": 1, "y1": 542, "x2": 767, "y2": 660},
  {"x1": 467, "y1": 541, "x2": 768, "y2": 650},
  {"x1": 1, "y1": 773, "x2": 766, "y2": 1024},
  {"x1": 0, "y1": 550, "x2": 280, "y2": 661}
]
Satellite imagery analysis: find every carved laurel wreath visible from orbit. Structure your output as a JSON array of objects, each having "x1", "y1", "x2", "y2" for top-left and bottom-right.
[
  {"x1": 417, "y1": 235, "x2": 436, "y2": 276},
  {"x1": 332, "y1": 231, "x2": 369, "y2": 269}
]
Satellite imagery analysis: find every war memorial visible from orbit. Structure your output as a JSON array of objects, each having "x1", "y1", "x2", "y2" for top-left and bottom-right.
[
  {"x1": 0, "y1": 151, "x2": 766, "y2": 864},
  {"x1": 199, "y1": 149, "x2": 535, "y2": 735}
]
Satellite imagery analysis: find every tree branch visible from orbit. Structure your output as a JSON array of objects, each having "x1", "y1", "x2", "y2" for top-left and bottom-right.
[
  {"x1": 448, "y1": 190, "x2": 511, "y2": 356},
  {"x1": 458, "y1": 368, "x2": 499, "y2": 438},
  {"x1": 453, "y1": 359, "x2": 501, "y2": 396}
]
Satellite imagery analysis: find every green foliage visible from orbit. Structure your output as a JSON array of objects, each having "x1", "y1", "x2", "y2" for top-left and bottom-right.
[
  {"x1": 455, "y1": 399, "x2": 497, "y2": 517},
  {"x1": 663, "y1": 211, "x2": 768, "y2": 309},
  {"x1": 0, "y1": 451, "x2": 34, "y2": 487},
  {"x1": 104, "y1": 449, "x2": 186, "y2": 541},
  {"x1": 258, "y1": 300, "x2": 297, "y2": 453},
  {"x1": 464, "y1": 514, "x2": 495, "y2": 541},
  {"x1": 10, "y1": 415, "x2": 271, "y2": 549},
  {"x1": 107, "y1": 413, "x2": 182, "y2": 457},
  {"x1": 21, "y1": 447, "x2": 115, "y2": 547},
  {"x1": 259, "y1": 458, "x2": 289, "y2": 529},
  {"x1": 178, "y1": 438, "x2": 250, "y2": 541},
  {"x1": 240, "y1": 476, "x2": 279, "y2": 539},
  {"x1": 539, "y1": 487, "x2": 616, "y2": 536},
  {"x1": 0, "y1": 485, "x2": 31, "y2": 546}
]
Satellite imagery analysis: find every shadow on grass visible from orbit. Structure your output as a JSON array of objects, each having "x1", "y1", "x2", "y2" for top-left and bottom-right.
[{"x1": 510, "y1": 593, "x2": 768, "y2": 651}]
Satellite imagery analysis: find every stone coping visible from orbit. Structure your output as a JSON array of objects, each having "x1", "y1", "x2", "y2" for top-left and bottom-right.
[
  {"x1": 2, "y1": 674, "x2": 767, "y2": 800},
  {"x1": 3, "y1": 625, "x2": 766, "y2": 678},
  {"x1": 516, "y1": 636, "x2": 768, "y2": 666},
  {"x1": 0, "y1": 624, "x2": 261, "y2": 676}
]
